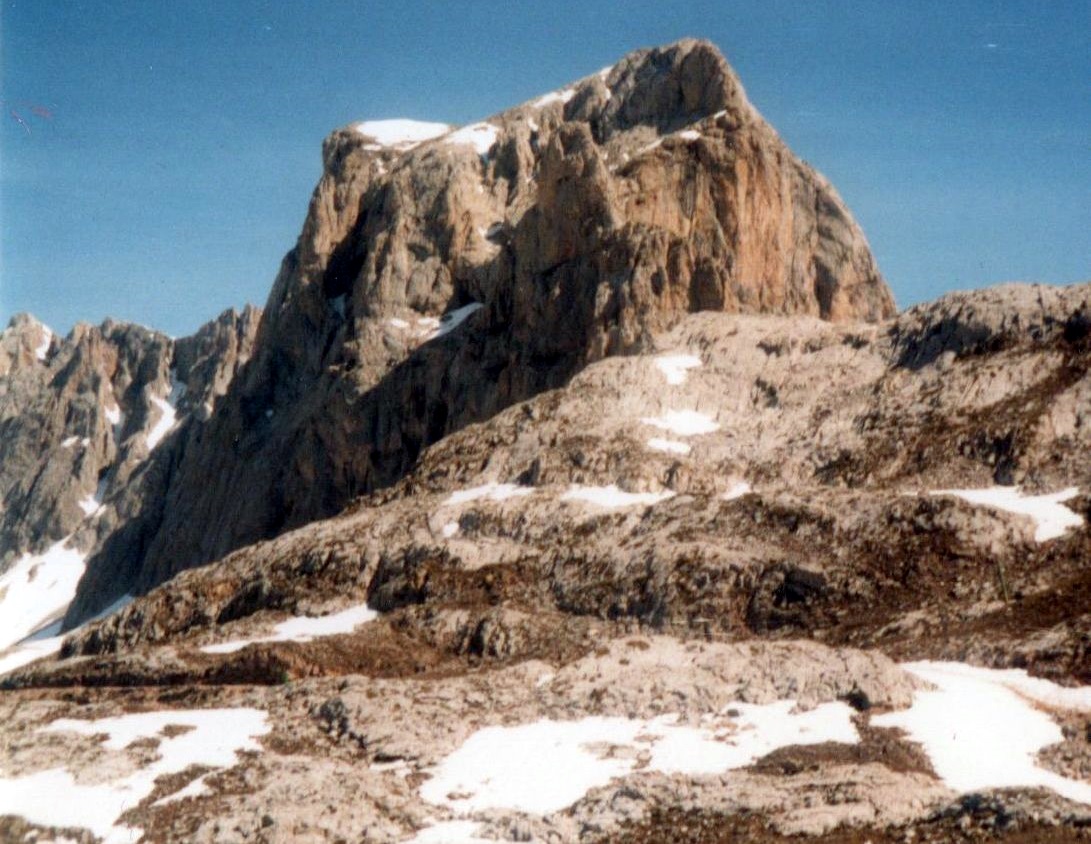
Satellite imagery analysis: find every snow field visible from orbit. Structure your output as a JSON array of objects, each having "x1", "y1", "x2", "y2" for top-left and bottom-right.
[
  {"x1": 0, "y1": 708, "x2": 270, "y2": 844},
  {"x1": 0, "y1": 594, "x2": 133, "y2": 677},
  {"x1": 0, "y1": 538, "x2": 87, "y2": 651},
  {"x1": 420, "y1": 701, "x2": 858, "y2": 815},
  {"x1": 874, "y1": 661, "x2": 1091, "y2": 804}
]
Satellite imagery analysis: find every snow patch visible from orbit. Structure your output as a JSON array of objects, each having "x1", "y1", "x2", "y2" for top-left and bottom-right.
[
  {"x1": 35, "y1": 326, "x2": 53, "y2": 361},
  {"x1": 873, "y1": 661, "x2": 1091, "y2": 804},
  {"x1": 421, "y1": 702, "x2": 857, "y2": 815},
  {"x1": 104, "y1": 402, "x2": 122, "y2": 428},
  {"x1": 200, "y1": 603, "x2": 377, "y2": 654},
  {"x1": 0, "y1": 539, "x2": 87, "y2": 651},
  {"x1": 0, "y1": 594, "x2": 134, "y2": 677},
  {"x1": 388, "y1": 317, "x2": 411, "y2": 330},
  {"x1": 532, "y1": 88, "x2": 575, "y2": 109},
  {"x1": 443, "y1": 483, "x2": 533, "y2": 507},
  {"x1": 562, "y1": 485, "x2": 674, "y2": 509},
  {"x1": 432, "y1": 303, "x2": 484, "y2": 338},
  {"x1": 443, "y1": 123, "x2": 499, "y2": 157},
  {"x1": 355, "y1": 119, "x2": 452, "y2": 148},
  {"x1": 146, "y1": 390, "x2": 178, "y2": 450},
  {"x1": 721, "y1": 481, "x2": 751, "y2": 501},
  {"x1": 0, "y1": 708, "x2": 270, "y2": 843},
  {"x1": 930, "y1": 486, "x2": 1083, "y2": 542},
  {"x1": 654, "y1": 354, "x2": 702, "y2": 385},
  {"x1": 61, "y1": 436, "x2": 78, "y2": 448},
  {"x1": 77, "y1": 494, "x2": 101, "y2": 518},
  {"x1": 676, "y1": 129, "x2": 702, "y2": 141},
  {"x1": 441, "y1": 521, "x2": 460, "y2": 539},
  {"x1": 647, "y1": 438, "x2": 691, "y2": 456},
  {"x1": 640, "y1": 410, "x2": 719, "y2": 437}
]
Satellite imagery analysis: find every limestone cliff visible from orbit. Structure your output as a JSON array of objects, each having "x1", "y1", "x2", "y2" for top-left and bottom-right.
[{"x1": 66, "y1": 39, "x2": 895, "y2": 622}]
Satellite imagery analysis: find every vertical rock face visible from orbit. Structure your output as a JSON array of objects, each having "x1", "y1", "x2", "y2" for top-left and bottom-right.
[
  {"x1": 65, "y1": 39, "x2": 895, "y2": 621},
  {"x1": 0, "y1": 308, "x2": 260, "y2": 570}
]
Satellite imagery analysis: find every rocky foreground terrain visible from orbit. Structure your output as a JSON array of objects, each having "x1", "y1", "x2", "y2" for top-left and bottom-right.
[{"x1": 0, "y1": 39, "x2": 1089, "y2": 844}]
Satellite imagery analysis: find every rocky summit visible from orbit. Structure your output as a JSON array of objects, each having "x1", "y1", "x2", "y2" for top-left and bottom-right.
[{"x1": 1, "y1": 38, "x2": 1089, "y2": 844}]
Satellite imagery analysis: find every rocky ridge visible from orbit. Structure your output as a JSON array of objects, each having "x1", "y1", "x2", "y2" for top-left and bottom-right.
[{"x1": 0, "y1": 307, "x2": 260, "y2": 572}]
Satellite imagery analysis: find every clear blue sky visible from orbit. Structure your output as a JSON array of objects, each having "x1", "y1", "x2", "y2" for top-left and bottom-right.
[{"x1": 2, "y1": 1, "x2": 1088, "y2": 337}]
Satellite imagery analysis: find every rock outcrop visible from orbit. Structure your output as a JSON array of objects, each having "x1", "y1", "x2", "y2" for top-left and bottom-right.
[
  {"x1": 66, "y1": 38, "x2": 895, "y2": 622},
  {"x1": 0, "y1": 307, "x2": 260, "y2": 570}
]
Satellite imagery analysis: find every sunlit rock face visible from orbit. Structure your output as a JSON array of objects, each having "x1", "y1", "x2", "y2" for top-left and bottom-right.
[{"x1": 66, "y1": 38, "x2": 895, "y2": 620}]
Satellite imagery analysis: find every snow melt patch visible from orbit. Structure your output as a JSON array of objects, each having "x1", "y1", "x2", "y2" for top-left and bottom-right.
[
  {"x1": 200, "y1": 603, "x2": 377, "y2": 654},
  {"x1": 647, "y1": 437, "x2": 691, "y2": 456},
  {"x1": 443, "y1": 122, "x2": 499, "y2": 157},
  {"x1": 61, "y1": 436, "x2": 79, "y2": 448},
  {"x1": 355, "y1": 119, "x2": 452, "y2": 148},
  {"x1": 421, "y1": 702, "x2": 857, "y2": 815},
  {"x1": 562, "y1": 485, "x2": 674, "y2": 509},
  {"x1": 0, "y1": 708, "x2": 270, "y2": 844},
  {"x1": 873, "y1": 661, "x2": 1091, "y2": 804},
  {"x1": 0, "y1": 539, "x2": 87, "y2": 651},
  {"x1": 930, "y1": 486, "x2": 1083, "y2": 542},
  {"x1": 640, "y1": 410, "x2": 719, "y2": 437},
  {"x1": 443, "y1": 483, "x2": 533, "y2": 507},
  {"x1": 654, "y1": 354, "x2": 702, "y2": 385},
  {"x1": 721, "y1": 481, "x2": 752, "y2": 501},
  {"x1": 676, "y1": 129, "x2": 702, "y2": 141}
]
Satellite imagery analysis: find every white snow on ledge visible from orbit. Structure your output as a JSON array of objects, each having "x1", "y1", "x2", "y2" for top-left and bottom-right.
[
  {"x1": 200, "y1": 603, "x2": 377, "y2": 655},
  {"x1": 640, "y1": 409, "x2": 719, "y2": 437},
  {"x1": 654, "y1": 353, "x2": 702, "y2": 385},
  {"x1": 442, "y1": 482, "x2": 533, "y2": 507},
  {"x1": 420, "y1": 701, "x2": 858, "y2": 815},
  {"x1": 34, "y1": 325, "x2": 53, "y2": 361},
  {"x1": 532, "y1": 87, "x2": 576, "y2": 109},
  {"x1": 721, "y1": 480, "x2": 752, "y2": 501},
  {"x1": 873, "y1": 661, "x2": 1091, "y2": 805},
  {"x1": 930, "y1": 486, "x2": 1083, "y2": 542},
  {"x1": 0, "y1": 707, "x2": 269, "y2": 844},
  {"x1": 562, "y1": 484, "x2": 674, "y2": 509},
  {"x1": 355, "y1": 119, "x2": 452, "y2": 148},
  {"x1": 443, "y1": 122, "x2": 499, "y2": 157}
]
